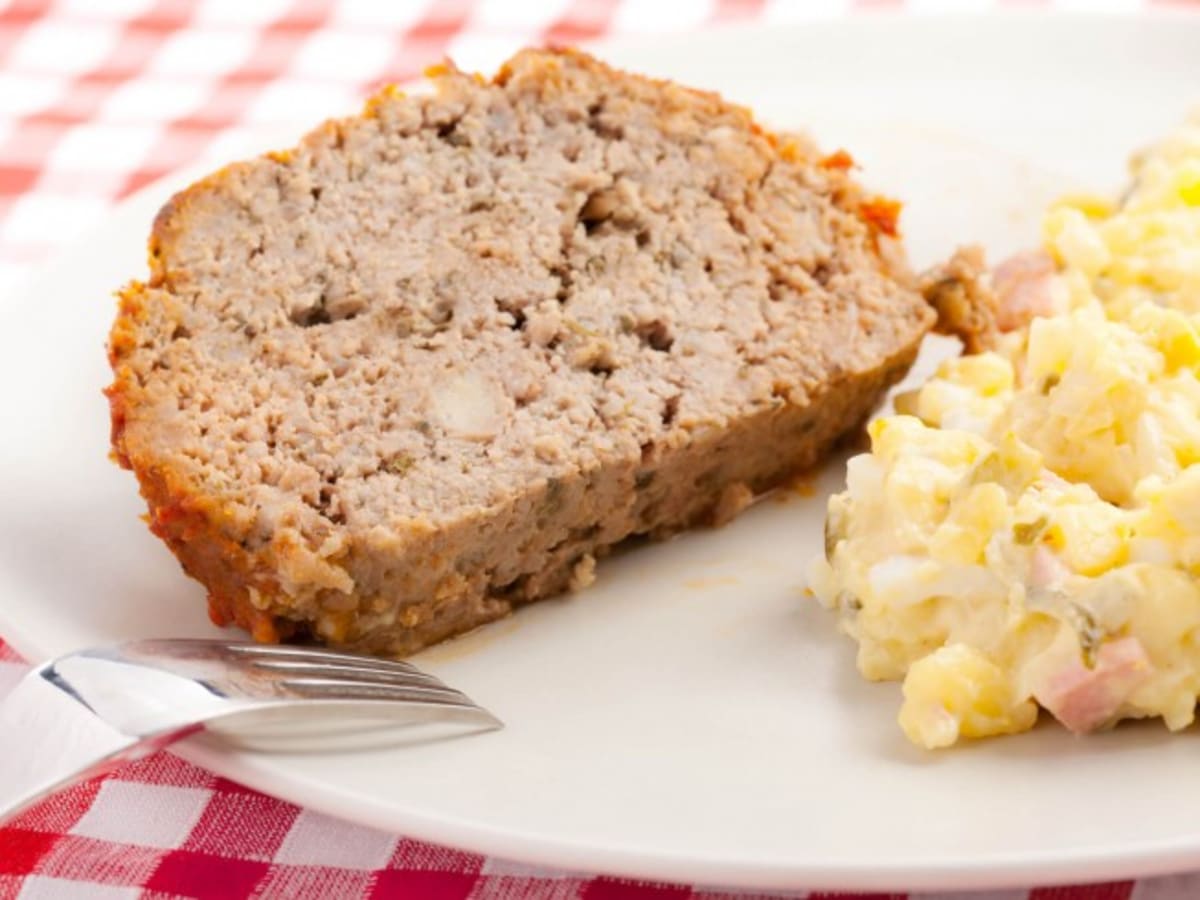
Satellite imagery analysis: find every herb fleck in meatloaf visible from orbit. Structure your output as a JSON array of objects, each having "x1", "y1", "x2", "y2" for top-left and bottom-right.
[{"x1": 107, "y1": 49, "x2": 935, "y2": 656}]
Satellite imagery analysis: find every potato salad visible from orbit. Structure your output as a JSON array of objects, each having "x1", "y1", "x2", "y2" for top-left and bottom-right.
[{"x1": 810, "y1": 116, "x2": 1200, "y2": 748}]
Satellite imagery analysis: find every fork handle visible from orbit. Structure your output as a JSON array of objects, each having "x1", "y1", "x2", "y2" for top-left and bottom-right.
[{"x1": 0, "y1": 670, "x2": 199, "y2": 826}]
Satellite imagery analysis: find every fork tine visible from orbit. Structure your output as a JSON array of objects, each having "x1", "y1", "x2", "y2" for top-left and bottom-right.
[
  {"x1": 227, "y1": 700, "x2": 504, "y2": 733},
  {"x1": 245, "y1": 659, "x2": 447, "y2": 689},
  {"x1": 280, "y1": 677, "x2": 476, "y2": 705},
  {"x1": 219, "y1": 643, "x2": 426, "y2": 673},
  {"x1": 322, "y1": 699, "x2": 504, "y2": 729}
]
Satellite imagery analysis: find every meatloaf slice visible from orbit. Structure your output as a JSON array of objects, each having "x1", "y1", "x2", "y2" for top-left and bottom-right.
[{"x1": 107, "y1": 48, "x2": 935, "y2": 656}]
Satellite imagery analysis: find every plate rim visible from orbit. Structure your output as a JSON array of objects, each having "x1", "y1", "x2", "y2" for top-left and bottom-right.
[{"x1": 5, "y1": 10, "x2": 1200, "y2": 891}]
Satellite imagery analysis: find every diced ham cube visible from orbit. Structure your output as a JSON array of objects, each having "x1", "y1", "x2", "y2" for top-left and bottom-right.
[{"x1": 1034, "y1": 636, "x2": 1152, "y2": 733}]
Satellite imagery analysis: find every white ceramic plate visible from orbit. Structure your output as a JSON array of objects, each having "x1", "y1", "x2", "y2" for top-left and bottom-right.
[{"x1": 3, "y1": 12, "x2": 1200, "y2": 893}]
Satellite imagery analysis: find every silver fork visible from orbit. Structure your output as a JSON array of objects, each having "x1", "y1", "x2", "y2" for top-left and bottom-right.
[{"x1": 0, "y1": 639, "x2": 500, "y2": 825}]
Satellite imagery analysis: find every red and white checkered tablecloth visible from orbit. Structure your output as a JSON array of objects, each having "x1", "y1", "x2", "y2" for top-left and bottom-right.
[{"x1": 3, "y1": 0, "x2": 1200, "y2": 897}]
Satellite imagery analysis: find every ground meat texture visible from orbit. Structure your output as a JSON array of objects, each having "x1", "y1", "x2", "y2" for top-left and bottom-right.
[
  {"x1": 106, "y1": 48, "x2": 935, "y2": 656},
  {"x1": 920, "y1": 245, "x2": 1001, "y2": 354}
]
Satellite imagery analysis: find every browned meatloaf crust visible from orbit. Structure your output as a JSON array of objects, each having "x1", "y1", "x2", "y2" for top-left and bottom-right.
[{"x1": 107, "y1": 48, "x2": 935, "y2": 656}]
